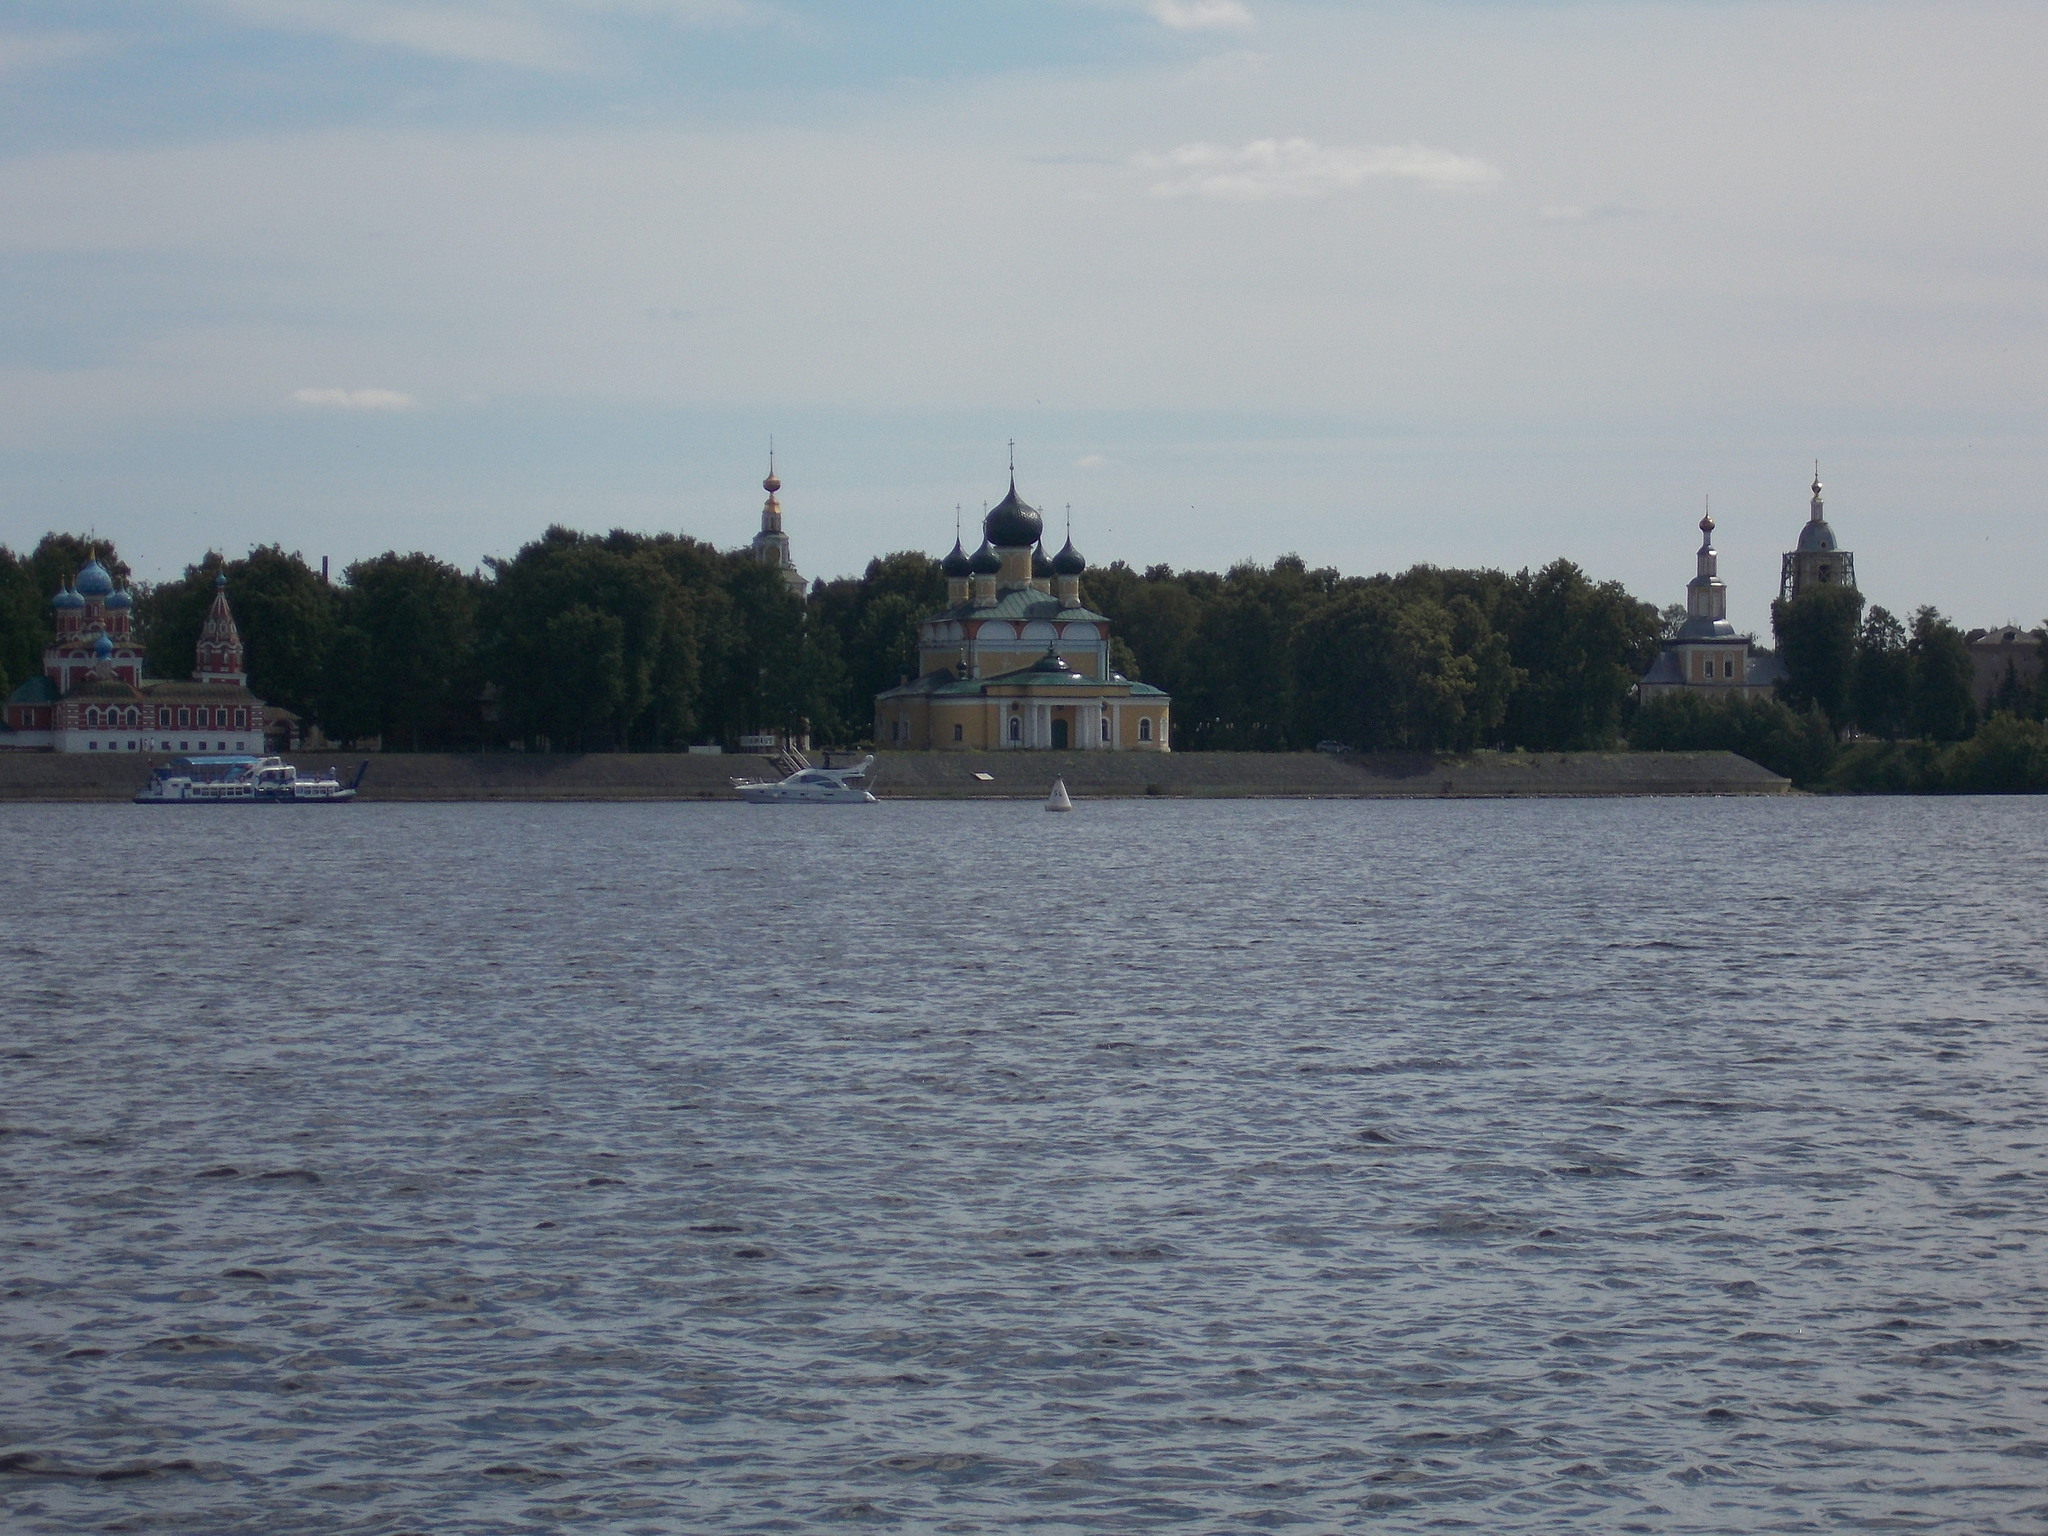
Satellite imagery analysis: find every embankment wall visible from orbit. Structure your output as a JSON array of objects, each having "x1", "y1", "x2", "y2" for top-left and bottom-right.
[{"x1": 0, "y1": 749, "x2": 1788, "y2": 802}]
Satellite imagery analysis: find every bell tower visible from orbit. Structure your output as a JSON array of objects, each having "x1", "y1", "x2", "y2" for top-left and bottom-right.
[{"x1": 1780, "y1": 465, "x2": 1858, "y2": 600}]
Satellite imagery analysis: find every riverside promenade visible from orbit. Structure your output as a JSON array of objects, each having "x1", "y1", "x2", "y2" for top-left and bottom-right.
[{"x1": 0, "y1": 749, "x2": 1788, "y2": 801}]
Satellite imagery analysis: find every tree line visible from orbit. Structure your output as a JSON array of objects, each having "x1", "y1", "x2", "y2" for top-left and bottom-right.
[
  {"x1": 2, "y1": 526, "x2": 2040, "y2": 789},
  {"x1": 1631, "y1": 586, "x2": 2048, "y2": 790}
]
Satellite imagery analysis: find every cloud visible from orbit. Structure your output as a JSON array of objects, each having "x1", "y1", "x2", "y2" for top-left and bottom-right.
[
  {"x1": 202, "y1": 0, "x2": 775, "y2": 71},
  {"x1": 293, "y1": 387, "x2": 417, "y2": 410},
  {"x1": 1075, "y1": 453, "x2": 1107, "y2": 468},
  {"x1": 208, "y1": 1, "x2": 572, "y2": 69},
  {"x1": 1140, "y1": 138, "x2": 1500, "y2": 200},
  {"x1": 1148, "y1": 0, "x2": 1253, "y2": 32}
]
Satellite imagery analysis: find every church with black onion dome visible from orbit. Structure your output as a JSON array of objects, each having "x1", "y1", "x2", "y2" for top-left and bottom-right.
[{"x1": 873, "y1": 462, "x2": 1170, "y2": 751}]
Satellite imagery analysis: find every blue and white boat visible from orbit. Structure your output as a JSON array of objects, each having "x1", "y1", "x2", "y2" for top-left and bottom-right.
[{"x1": 135, "y1": 755, "x2": 365, "y2": 804}]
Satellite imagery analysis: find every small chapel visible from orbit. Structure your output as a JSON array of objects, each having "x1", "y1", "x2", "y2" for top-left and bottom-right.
[
  {"x1": 873, "y1": 470, "x2": 1170, "y2": 751},
  {"x1": 1, "y1": 555, "x2": 273, "y2": 754}
]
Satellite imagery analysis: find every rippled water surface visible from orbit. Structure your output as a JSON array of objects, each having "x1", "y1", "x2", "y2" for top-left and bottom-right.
[{"x1": 3, "y1": 796, "x2": 2046, "y2": 1534}]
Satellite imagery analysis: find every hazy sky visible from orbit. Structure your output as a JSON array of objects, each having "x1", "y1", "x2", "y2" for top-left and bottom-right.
[{"x1": 2, "y1": 0, "x2": 2044, "y2": 637}]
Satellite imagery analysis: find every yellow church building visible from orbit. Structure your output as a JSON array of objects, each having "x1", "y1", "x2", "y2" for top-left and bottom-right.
[{"x1": 874, "y1": 474, "x2": 1171, "y2": 751}]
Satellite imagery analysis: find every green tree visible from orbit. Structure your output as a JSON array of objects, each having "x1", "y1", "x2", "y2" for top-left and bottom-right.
[
  {"x1": 1943, "y1": 712, "x2": 2048, "y2": 793},
  {"x1": 1771, "y1": 582, "x2": 1864, "y2": 733},
  {"x1": 1501, "y1": 560, "x2": 1661, "y2": 750},
  {"x1": 0, "y1": 547, "x2": 46, "y2": 694},
  {"x1": 329, "y1": 552, "x2": 481, "y2": 749},
  {"x1": 1291, "y1": 584, "x2": 1521, "y2": 751},
  {"x1": 1629, "y1": 691, "x2": 1837, "y2": 787},
  {"x1": 1907, "y1": 606, "x2": 1976, "y2": 742},
  {"x1": 1851, "y1": 606, "x2": 1910, "y2": 740}
]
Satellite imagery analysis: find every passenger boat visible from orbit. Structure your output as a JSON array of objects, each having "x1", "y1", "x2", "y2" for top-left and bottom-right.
[
  {"x1": 135, "y1": 755, "x2": 366, "y2": 804},
  {"x1": 731, "y1": 754, "x2": 877, "y2": 804}
]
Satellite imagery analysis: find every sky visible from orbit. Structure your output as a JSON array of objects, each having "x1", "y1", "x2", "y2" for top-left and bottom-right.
[{"x1": 1, "y1": 0, "x2": 2044, "y2": 638}]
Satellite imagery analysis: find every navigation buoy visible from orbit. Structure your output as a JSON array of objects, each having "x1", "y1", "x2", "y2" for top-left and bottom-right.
[{"x1": 1044, "y1": 777, "x2": 1073, "y2": 812}]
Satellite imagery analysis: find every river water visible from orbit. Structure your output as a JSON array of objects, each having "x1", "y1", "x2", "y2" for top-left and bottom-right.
[{"x1": 2, "y1": 797, "x2": 2044, "y2": 1534}]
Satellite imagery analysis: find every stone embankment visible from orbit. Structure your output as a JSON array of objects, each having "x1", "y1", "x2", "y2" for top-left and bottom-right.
[{"x1": 0, "y1": 749, "x2": 1788, "y2": 801}]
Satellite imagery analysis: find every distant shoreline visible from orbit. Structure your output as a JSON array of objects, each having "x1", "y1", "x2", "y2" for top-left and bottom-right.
[{"x1": 0, "y1": 749, "x2": 1789, "y2": 802}]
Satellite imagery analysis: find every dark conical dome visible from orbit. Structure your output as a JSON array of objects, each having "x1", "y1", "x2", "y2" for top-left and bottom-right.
[
  {"x1": 968, "y1": 539, "x2": 1000, "y2": 575},
  {"x1": 1051, "y1": 536, "x2": 1086, "y2": 575},
  {"x1": 983, "y1": 477, "x2": 1043, "y2": 548},
  {"x1": 1031, "y1": 543, "x2": 1054, "y2": 578},
  {"x1": 941, "y1": 539, "x2": 972, "y2": 578}
]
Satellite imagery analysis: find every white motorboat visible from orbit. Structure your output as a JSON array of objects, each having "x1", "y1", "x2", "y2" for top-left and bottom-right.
[
  {"x1": 731, "y1": 755, "x2": 877, "y2": 805},
  {"x1": 135, "y1": 755, "x2": 365, "y2": 804}
]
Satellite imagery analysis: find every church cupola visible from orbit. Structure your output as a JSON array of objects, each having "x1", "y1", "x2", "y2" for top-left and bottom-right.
[
  {"x1": 968, "y1": 538, "x2": 1000, "y2": 607},
  {"x1": 1679, "y1": 509, "x2": 1734, "y2": 638},
  {"x1": 53, "y1": 583, "x2": 84, "y2": 637},
  {"x1": 942, "y1": 535, "x2": 973, "y2": 605},
  {"x1": 1780, "y1": 462, "x2": 1857, "y2": 600},
  {"x1": 195, "y1": 572, "x2": 249, "y2": 687},
  {"x1": 748, "y1": 448, "x2": 806, "y2": 596},
  {"x1": 984, "y1": 447, "x2": 1044, "y2": 588},
  {"x1": 1029, "y1": 542, "x2": 1054, "y2": 593},
  {"x1": 1052, "y1": 523, "x2": 1086, "y2": 606}
]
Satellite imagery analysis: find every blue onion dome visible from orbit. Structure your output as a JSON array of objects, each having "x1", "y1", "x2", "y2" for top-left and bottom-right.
[
  {"x1": 74, "y1": 559, "x2": 114, "y2": 597},
  {"x1": 214, "y1": 571, "x2": 228, "y2": 590},
  {"x1": 1031, "y1": 543, "x2": 1054, "y2": 579},
  {"x1": 983, "y1": 477, "x2": 1043, "y2": 548},
  {"x1": 53, "y1": 585, "x2": 85, "y2": 610},
  {"x1": 1051, "y1": 536, "x2": 1086, "y2": 576},
  {"x1": 93, "y1": 633, "x2": 114, "y2": 659},
  {"x1": 106, "y1": 586, "x2": 133, "y2": 610},
  {"x1": 968, "y1": 539, "x2": 1001, "y2": 576},
  {"x1": 941, "y1": 539, "x2": 973, "y2": 578}
]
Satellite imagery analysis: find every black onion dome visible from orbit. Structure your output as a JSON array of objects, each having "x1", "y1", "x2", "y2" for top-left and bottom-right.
[
  {"x1": 968, "y1": 539, "x2": 1001, "y2": 575},
  {"x1": 1051, "y1": 536, "x2": 1086, "y2": 575},
  {"x1": 941, "y1": 539, "x2": 972, "y2": 577},
  {"x1": 983, "y1": 477, "x2": 1043, "y2": 547},
  {"x1": 1031, "y1": 544, "x2": 1054, "y2": 578}
]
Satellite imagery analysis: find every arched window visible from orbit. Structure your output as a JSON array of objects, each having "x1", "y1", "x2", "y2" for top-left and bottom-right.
[
  {"x1": 178, "y1": 707, "x2": 190, "y2": 728},
  {"x1": 1008, "y1": 716, "x2": 1021, "y2": 743},
  {"x1": 1138, "y1": 718, "x2": 1152, "y2": 742},
  {"x1": 1100, "y1": 716, "x2": 1109, "y2": 742},
  {"x1": 86, "y1": 707, "x2": 100, "y2": 727}
]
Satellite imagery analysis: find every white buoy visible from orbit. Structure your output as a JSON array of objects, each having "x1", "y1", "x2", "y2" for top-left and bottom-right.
[{"x1": 1044, "y1": 777, "x2": 1073, "y2": 812}]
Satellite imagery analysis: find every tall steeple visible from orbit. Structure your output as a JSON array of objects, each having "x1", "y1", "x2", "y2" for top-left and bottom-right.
[
  {"x1": 1780, "y1": 462, "x2": 1857, "y2": 601},
  {"x1": 1681, "y1": 505, "x2": 1733, "y2": 637},
  {"x1": 195, "y1": 572, "x2": 248, "y2": 687},
  {"x1": 749, "y1": 444, "x2": 806, "y2": 596}
]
